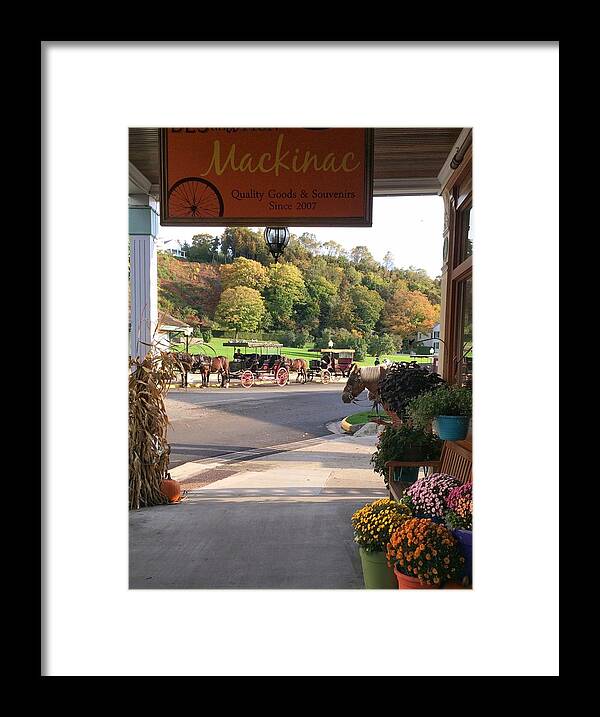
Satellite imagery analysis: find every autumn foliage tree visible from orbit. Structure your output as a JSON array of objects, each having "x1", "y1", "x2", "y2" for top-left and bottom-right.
[
  {"x1": 348, "y1": 284, "x2": 385, "y2": 334},
  {"x1": 214, "y1": 286, "x2": 266, "y2": 339},
  {"x1": 265, "y1": 263, "x2": 306, "y2": 328},
  {"x1": 157, "y1": 225, "x2": 445, "y2": 348},
  {"x1": 382, "y1": 283, "x2": 440, "y2": 338},
  {"x1": 220, "y1": 257, "x2": 269, "y2": 292}
]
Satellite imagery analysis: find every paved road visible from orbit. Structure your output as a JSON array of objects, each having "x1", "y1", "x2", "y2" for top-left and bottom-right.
[{"x1": 165, "y1": 382, "x2": 356, "y2": 468}]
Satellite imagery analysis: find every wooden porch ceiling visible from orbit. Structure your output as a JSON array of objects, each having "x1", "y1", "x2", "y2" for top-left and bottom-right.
[{"x1": 129, "y1": 127, "x2": 464, "y2": 197}]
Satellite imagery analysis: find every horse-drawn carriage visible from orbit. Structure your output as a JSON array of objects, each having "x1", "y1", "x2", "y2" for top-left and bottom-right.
[
  {"x1": 306, "y1": 348, "x2": 355, "y2": 383},
  {"x1": 223, "y1": 341, "x2": 290, "y2": 388}
]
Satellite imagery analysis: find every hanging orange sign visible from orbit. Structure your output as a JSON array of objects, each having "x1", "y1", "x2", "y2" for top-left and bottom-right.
[{"x1": 159, "y1": 128, "x2": 373, "y2": 227}]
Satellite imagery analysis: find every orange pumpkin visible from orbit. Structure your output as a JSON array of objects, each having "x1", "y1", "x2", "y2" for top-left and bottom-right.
[{"x1": 160, "y1": 477, "x2": 182, "y2": 503}]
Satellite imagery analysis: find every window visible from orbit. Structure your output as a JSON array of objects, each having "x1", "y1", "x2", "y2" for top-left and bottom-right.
[
  {"x1": 458, "y1": 205, "x2": 473, "y2": 263},
  {"x1": 441, "y1": 152, "x2": 473, "y2": 386},
  {"x1": 456, "y1": 278, "x2": 472, "y2": 387}
]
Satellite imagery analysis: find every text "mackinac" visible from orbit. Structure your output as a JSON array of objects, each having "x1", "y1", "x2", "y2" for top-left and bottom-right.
[{"x1": 199, "y1": 133, "x2": 361, "y2": 177}]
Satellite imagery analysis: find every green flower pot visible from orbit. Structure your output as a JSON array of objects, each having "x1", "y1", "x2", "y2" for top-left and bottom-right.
[{"x1": 358, "y1": 547, "x2": 397, "y2": 589}]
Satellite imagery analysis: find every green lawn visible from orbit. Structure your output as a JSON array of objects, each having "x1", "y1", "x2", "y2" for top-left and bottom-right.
[
  {"x1": 171, "y1": 338, "x2": 433, "y2": 368},
  {"x1": 344, "y1": 409, "x2": 390, "y2": 425}
]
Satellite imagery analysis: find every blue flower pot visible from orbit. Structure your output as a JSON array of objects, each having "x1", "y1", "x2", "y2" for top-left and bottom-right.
[
  {"x1": 453, "y1": 528, "x2": 472, "y2": 582},
  {"x1": 433, "y1": 415, "x2": 470, "y2": 441}
]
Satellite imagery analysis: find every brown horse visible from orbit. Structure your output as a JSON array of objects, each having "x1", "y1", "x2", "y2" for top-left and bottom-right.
[
  {"x1": 170, "y1": 352, "x2": 195, "y2": 387},
  {"x1": 285, "y1": 357, "x2": 308, "y2": 383},
  {"x1": 199, "y1": 355, "x2": 230, "y2": 388},
  {"x1": 191, "y1": 355, "x2": 211, "y2": 387},
  {"x1": 341, "y1": 364, "x2": 387, "y2": 405}
]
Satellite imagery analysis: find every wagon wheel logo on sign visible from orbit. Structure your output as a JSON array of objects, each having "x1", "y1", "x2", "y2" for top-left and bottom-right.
[{"x1": 167, "y1": 177, "x2": 225, "y2": 218}]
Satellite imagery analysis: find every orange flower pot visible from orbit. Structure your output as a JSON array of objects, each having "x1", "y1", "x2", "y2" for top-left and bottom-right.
[
  {"x1": 160, "y1": 477, "x2": 182, "y2": 503},
  {"x1": 394, "y1": 565, "x2": 442, "y2": 589}
]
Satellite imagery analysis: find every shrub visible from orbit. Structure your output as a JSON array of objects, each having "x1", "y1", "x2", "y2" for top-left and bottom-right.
[
  {"x1": 370, "y1": 425, "x2": 443, "y2": 485},
  {"x1": 367, "y1": 333, "x2": 397, "y2": 357},
  {"x1": 351, "y1": 339, "x2": 368, "y2": 361},
  {"x1": 314, "y1": 329, "x2": 367, "y2": 360},
  {"x1": 406, "y1": 385, "x2": 472, "y2": 429},
  {"x1": 279, "y1": 330, "x2": 312, "y2": 348},
  {"x1": 386, "y1": 518, "x2": 464, "y2": 586}
]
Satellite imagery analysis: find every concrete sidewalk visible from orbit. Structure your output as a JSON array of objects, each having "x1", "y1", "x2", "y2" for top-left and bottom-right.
[{"x1": 129, "y1": 433, "x2": 386, "y2": 589}]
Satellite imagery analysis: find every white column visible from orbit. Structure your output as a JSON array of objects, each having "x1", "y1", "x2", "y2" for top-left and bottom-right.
[{"x1": 129, "y1": 195, "x2": 159, "y2": 359}]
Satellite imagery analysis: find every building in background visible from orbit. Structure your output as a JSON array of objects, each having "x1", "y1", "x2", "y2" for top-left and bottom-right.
[
  {"x1": 416, "y1": 323, "x2": 441, "y2": 352},
  {"x1": 157, "y1": 237, "x2": 188, "y2": 259},
  {"x1": 155, "y1": 312, "x2": 193, "y2": 351}
]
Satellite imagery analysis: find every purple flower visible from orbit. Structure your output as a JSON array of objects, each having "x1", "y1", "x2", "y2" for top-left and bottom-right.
[{"x1": 406, "y1": 473, "x2": 461, "y2": 518}]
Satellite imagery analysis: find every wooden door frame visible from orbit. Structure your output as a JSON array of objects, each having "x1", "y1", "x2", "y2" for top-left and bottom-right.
[{"x1": 440, "y1": 147, "x2": 473, "y2": 383}]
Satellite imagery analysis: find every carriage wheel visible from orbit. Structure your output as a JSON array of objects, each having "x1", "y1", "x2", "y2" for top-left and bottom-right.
[
  {"x1": 321, "y1": 369, "x2": 331, "y2": 384},
  {"x1": 168, "y1": 177, "x2": 225, "y2": 218},
  {"x1": 240, "y1": 370, "x2": 254, "y2": 388},
  {"x1": 276, "y1": 367, "x2": 289, "y2": 386}
]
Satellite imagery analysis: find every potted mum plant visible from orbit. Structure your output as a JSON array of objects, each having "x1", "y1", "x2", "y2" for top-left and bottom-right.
[
  {"x1": 445, "y1": 482, "x2": 473, "y2": 583},
  {"x1": 405, "y1": 472, "x2": 462, "y2": 520},
  {"x1": 406, "y1": 384, "x2": 472, "y2": 440},
  {"x1": 370, "y1": 424, "x2": 443, "y2": 487},
  {"x1": 386, "y1": 517, "x2": 465, "y2": 588},
  {"x1": 351, "y1": 497, "x2": 412, "y2": 589}
]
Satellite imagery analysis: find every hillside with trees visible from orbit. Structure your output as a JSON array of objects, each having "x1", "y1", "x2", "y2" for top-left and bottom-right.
[{"x1": 156, "y1": 228, "x2": 441, "y2": 358}]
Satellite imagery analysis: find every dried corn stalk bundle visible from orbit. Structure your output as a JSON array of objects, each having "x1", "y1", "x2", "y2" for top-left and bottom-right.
[{"x1": 129, "y1": 350, "x2": 181, "y2": 509}]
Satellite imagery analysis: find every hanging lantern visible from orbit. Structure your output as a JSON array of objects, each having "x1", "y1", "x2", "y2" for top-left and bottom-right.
[{"x1": 264, "y1": 227, "x2": 290, "y2": 262}]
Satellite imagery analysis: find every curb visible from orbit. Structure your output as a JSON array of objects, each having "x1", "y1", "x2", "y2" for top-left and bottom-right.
[
  {"x1": 168, "y1": 433, "x2": 346, "y2": 482},
  {"x1": 340, "y1": 417, "x2": 361, "y2": 435}
]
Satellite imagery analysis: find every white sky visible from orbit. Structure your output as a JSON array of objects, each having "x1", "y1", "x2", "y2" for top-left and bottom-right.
[{"x1": 157, "y1": 195, "x2": 444, "y2": 278}]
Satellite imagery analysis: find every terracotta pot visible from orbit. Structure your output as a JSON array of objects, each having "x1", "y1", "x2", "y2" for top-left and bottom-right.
[
  {"x1": 160, "y1": 477, "x2": 182, "y2": 503},
  {"x1": 393, "y1": 565, "x2": 441, "y2": 589},
  {"x1": 444, "y1": 580, "x2": 469, "y2": 589}
]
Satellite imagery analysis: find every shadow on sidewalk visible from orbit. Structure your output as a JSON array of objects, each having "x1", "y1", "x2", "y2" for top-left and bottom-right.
[{"x1": 129, "y1": 495, "x2": 384, "y2": 589}]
